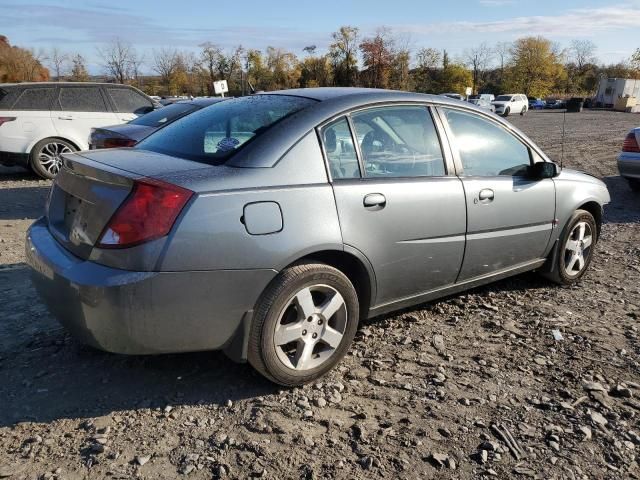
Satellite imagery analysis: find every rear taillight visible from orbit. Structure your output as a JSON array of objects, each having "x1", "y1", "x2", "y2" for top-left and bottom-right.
[
  {"x1": 622, "y1": 131, "x2": 640, "y2": 153},
  {"x1": 103, "y1": 137, "x2": 138, "y2": 148},
  {"x1": 90, "y1": 128, "x2": 137, "y2": 149},
  {"x1": 97, "y1": 178, "x2": 193, "y2": 249},
  {"x1": 0, "y1": 117, "x2": 16, "y2": 127}
]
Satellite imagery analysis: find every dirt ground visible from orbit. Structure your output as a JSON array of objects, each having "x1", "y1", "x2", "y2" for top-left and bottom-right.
[{"x1": 0, "y1": 109, "x2": 639, "y2": 480}]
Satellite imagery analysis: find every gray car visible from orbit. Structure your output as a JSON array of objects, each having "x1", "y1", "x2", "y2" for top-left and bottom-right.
[{"x1": 26, "y1": 88, "x2": 610, "y2": 386}]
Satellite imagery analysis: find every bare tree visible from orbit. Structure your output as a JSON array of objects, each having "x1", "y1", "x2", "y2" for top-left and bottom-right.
[
  {"x1": 97, "y1": 38, "x2": 133, "y2": 84},
  {"x1": 128, "y1": 49, "x2": 144, "y2": 88},
  {"x1": 153, "y1": 48, "x2": 179, "y2": 93},
  {"x1": 69, "y1": 54, "x2": 89, "y2": 82},
  {"x1": 570, "y1": 39, "x2": 597, "y2": 70},
  {"x1": 494, "y1": 41, "x2": 511, "y2": 84},
  {"x1": 48, "y1": 47, "x2": 68, "y2": 81},
  {"x1": 464, "y1": 42, "x2": 492, "y2": 93}
]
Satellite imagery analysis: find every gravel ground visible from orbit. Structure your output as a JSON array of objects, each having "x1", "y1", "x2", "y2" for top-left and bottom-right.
[{"x1": 0, "y1": 109, "x2": 639, "y2": 480}]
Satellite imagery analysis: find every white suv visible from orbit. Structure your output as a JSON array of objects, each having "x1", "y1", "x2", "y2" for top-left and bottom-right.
[
  {"x1": 491, "y1": 94, "x2": 528, "y2": 117},
  {"x1": 0, "y1": 82, "x2": 156, "y2": 178}
]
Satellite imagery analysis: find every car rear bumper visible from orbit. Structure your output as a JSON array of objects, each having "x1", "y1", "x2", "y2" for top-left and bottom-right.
[
  {"x1": 618, "y1": 153, "x2": 640, "y2": 179},
  {"x1": 25, "y1": 218, "x2": 277, "y2": 355},
  {"x1": 0, "y1": 150, "x2": 29, "y2": 167}
]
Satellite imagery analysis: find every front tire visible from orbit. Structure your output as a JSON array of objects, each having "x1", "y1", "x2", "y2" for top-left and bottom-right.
[
  {"x1": 543, "y1": 209, "x2": 597, "y2": 285},
  {"x1": 503, "y1": 107, "x2": 511, "y2": 117},
  {"x1": 248, "y1": 262, "x2": 360, "y2": 386},
  {"x1": 30, "y1": 138, "x2": 76, "y2": 179},
  {"x1": 520, "y1": 106, "x2": 527, "y2": 116}
]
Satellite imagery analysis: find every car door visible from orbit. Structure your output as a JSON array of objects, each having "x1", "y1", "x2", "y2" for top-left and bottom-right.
[
  {"x1": 51, "y1": 86, "x2": 118, "y2": 150},
  {"x1": 105, "y1": 86, "x2": 154, "y2": 123},
  {"x1": 439, "y1": 107, "x2": 555, "y2": 282},
  {"x1": 322, "y1": 106, "x2": 467, "y2": 306}
]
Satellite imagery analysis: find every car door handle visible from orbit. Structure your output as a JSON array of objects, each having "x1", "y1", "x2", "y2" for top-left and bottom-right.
[
  {"x1": 478, "y1": 189, "x2": 494, "y2": 201},
  {"x1": 363, "y1": 193, "x2": 386, "y2": 209},
  {"x1": 58, "y1": 115, "x2": 74, "y2": 120}
]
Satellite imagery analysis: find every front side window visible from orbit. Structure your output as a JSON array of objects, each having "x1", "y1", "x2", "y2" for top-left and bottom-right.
[
  {"x1": 59, "y1": 87, "x2": 108, "y2": 112},
  {"x1": 321, "y1": 117, "x2": 360, "y2": 179},
  {"x1": 108, "y1": 88, "x2": 152, "y2": 114},
  {"x1": 137, "y1": 95, "x2": 316, "y2": 164},
  {"x1": 443, "y1": 108, "x2": 531, "y2": 176},
  {"x1": 13, "y1": 88, "x2": 55, "y2": 110},
  {"x1": 350, "y1": 106, "x2": 446, "y2": 178}
]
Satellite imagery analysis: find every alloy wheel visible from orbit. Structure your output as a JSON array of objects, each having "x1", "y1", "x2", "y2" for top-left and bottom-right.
[
  {"x1": 563, "y1": 221, "x2": 593, "y2": 277},
  {"x1": 273, "y1": 284, "x2": 348, "y2": 371},
  {"x1": 38, "y1": 142, "x2": 72, "y2": 176}
]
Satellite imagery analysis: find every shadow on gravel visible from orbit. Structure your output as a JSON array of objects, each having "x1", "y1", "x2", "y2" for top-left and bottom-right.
[
  {"x1": 602, "y1": 176, "x2": 640, "y2": 224},
  {"x1": 0, "y1": 186, "x2": 50, "y2": 220}
]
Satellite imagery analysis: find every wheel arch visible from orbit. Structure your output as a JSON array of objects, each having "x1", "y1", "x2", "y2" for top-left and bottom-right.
[
  {"x1": 284, "y1": 248, "x2": 376, "y2": 320},
  {"x1": 576, "y1": 200, "x2": 603, "y2": 238},
  {"x1": 28, "y1": 136, "x2": 81, "y2": 156}
]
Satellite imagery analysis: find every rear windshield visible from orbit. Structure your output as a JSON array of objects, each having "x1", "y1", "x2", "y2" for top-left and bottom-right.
[
  {"x1": 468, "y1": 95, "x2": 480, "y2": 100},
  {"x1": 496, "y1": 95, "x2": 512, "y2": 101},
  {"x1": 130, "y1": 102, "x2": 198, "y2": 127},
  {"x1": 137, "y1": 95, "x2": 316, "y2": 164}
]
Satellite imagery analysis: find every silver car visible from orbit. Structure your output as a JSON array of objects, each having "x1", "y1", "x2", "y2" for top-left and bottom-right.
[{"x1": 26, "y1": 88, "x2": 610, "y2": 386}]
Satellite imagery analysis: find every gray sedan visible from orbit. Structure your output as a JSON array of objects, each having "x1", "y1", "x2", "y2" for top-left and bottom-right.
[{"x1": 26, "y1": 88, "x2": 610, "y2": 386}]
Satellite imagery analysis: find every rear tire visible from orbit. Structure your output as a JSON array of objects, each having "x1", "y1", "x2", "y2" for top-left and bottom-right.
[
  {"x1": 248, "y1": 262, "x2": 359, "y2": 386},
  {"x1": 627, "y1": 178, "x2": 640, "y2": 192},
  {"x1": 30, "y1": 138, "x2": 76, "y2": 179},
  {"x1": 542, "y1": 209, "x2": 597, "y2": 285},
  {"x1": 503, "y1": 107, "x2": 511, "y2": 117}
]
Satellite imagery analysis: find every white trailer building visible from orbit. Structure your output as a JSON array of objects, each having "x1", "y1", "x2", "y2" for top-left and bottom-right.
[{"x1": 595, "y1": 77, "x2": 640, "y2": 109}]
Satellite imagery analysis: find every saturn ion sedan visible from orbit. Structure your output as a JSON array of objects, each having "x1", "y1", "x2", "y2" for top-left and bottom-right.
[{"x1": 26, "y1": 88, "x2": 610, "y2": 386}]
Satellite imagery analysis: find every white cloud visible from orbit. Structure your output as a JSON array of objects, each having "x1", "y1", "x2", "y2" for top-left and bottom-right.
[{"x1": 398, "y1": 5, "x2": 640, "y2": 37}]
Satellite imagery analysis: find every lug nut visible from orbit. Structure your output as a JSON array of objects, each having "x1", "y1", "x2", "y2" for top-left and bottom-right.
[
  {"x1": 302, "y1": 330, "x2": 307, "y2": 335},
  {"x1": 312, "y1": 333, "x2": 318, "y2": 339},
  {"x1": 317, "y1": 319, "x2": 323, "y2": 325},
  {"x1": 307, "y1": 316, "x2": 313, "y2": 322}
]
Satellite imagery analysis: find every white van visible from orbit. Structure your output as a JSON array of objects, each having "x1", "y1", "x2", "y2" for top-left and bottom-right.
[
  {"x1": 0, "y1": 82, "x2": 156, "y2": 178},
  {"x1": 492, "y1": 94, "x2": 528, "y2": 117}
]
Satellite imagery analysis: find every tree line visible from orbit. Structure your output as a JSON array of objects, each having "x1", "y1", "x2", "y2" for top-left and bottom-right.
[{"x1": 2, "y1": 28, "x2": 640, "y2": 99}]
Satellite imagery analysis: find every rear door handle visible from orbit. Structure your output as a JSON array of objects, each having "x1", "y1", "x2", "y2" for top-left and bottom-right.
[
  {"x1": 478, "y1": 189, "x2": 494, "y2": 202},
  {"x1": 363, "y1": 193, "x2": 386, "y2": 209},
  {"x1": 58, "y1": 115, "x2": 74, "y2": 120}
]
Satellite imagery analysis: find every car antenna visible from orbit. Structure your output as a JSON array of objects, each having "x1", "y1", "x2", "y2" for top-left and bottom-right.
[{"x1": 560, "y1": 110, "x2": 566, "y2": 169}]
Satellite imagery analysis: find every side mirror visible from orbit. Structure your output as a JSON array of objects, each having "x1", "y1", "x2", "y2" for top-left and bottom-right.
[{"x1": 530, "y1": 161, "x2": 560, "y2": 179}]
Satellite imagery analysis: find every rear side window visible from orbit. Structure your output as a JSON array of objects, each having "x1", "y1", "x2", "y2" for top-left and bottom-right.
[
  {"x1": 107, "y1": 88, "x2": 152, "y2": 114},
  {"x1": 351, "y1": 106, "x2": 446, "y2": 178},
  {"x1": 321, "y1": 117, "x2": 360, "y2": 179},
  {"x1": 130, "y1": 102, "x2": 197, "y2": 127},
  {"x1": 59, "y1": 87, "x2": 108, "y2": 112},
  {"x1": 443, "y1": 108, "x2": 531, "y2": 176},
  {"x1": 13, "y1": 88, "x2": 55, "y2": 110},
  {"x1": 137, "y1": 95, "x2": 316, "y2": 164}
]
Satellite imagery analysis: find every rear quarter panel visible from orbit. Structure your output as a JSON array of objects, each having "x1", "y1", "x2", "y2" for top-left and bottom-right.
[{"x1": 0, "y1": 109, "x2": 57, "y2": 154}]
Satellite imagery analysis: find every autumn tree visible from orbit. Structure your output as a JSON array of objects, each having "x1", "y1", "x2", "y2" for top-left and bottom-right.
[
  {"x1": 413, "y1": 47, "x2": 441, "y2": 92},
  {"x1": 329, "y1": 26, "x2": 359, "y2": 86},
  {"x1": 48, "y1": 47, "x2": 68, "y2": 81},
  {"x1": 152, "y1": 48, "x2": 179, "y2": 94},
  {"x1": 265, "y1": 46, "x2": 300, "y2": 90},
  {"x1": 97, "y1": 38, "x2": 134, "y2": 84},
  {"x1": 359, "y1": 28, "x2": 395, "y2": 89},
  {"x1": 504, "y1": 36, "x2": 564, "y2": 97},
  {"x1": 0, "y1": 36, "x2": 49, "y2": 82},
  {"x1": 299, "y1": 46, "x2": 332, "y2": 88},
  {"x1": 494, "y1": 41, "x2": 511, "y2": 88},
  {"x1": 69, "y1": 54, "x2": 89, "y2": 82},
  {"x1": 631, "y1": 48, "x2": 640, "y2": 71}
]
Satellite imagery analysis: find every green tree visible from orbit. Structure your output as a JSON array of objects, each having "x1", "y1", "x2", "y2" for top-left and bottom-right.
[
  {"x1": 329, "y1": 26, "x2": 359, "y2": 86},
  {"x1": 503, "y1": 36, "x2": 565, "y2": 97}
]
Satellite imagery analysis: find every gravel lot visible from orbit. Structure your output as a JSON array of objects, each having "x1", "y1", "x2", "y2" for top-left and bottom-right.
[{"x1": 0, "y1": 109, "x2": 639, "y2": 480}]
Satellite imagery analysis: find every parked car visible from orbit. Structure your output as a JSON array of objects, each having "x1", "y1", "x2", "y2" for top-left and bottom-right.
[
  {"x1": 467, "y1": 94, "x2": 496, "y2": 112},
  {"x1": 26, "y1": 88, "x2": 610, "y2": 386},
  {"x1": 492, "y1": 94, "x2": 528, "y2": 116},
  {"x1": 0, "y1": 82, "x2": 157, "y2": 178},
  {"x1": 529, "y1": 98, "x2": 545, "y2": 110},
  {"x1": 90, "y1": 97, "x2": 227, "y2": 149},
  {"x1": 544, "y1": 98, "x2": 566, "y2": 109},
  {"x1": 618, "y1": 127, "x2": 640, "y2": 191}
]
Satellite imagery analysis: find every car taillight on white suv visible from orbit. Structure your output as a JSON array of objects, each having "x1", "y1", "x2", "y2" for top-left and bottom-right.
[
  {"x1": 0, "y1": 117, "x2": 16, "y2": 127},
  {"x1": 97, "y1": 178, "x2": 193, "y2": 249},
  {"x1": 622, "y1": 131, "x2": 640, "y2": 153}
]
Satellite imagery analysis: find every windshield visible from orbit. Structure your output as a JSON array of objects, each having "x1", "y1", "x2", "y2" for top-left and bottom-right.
[
  {"x1": 468, "y1": 95, "x2": 480, "y2": 100},
  {"x1": 495, "y1": 95, "x2": 512, "y2": 101},
  {"x1": 130, "y1": 103, "x2": 198, "y2": 127},
  {"x1": 137, "y1": 95, "x2": 317, "y2": 164}
]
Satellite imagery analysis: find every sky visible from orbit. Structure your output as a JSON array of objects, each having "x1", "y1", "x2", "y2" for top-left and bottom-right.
[{"x1": 1, "y1": 0, "x2": 639, "y2": 74}]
